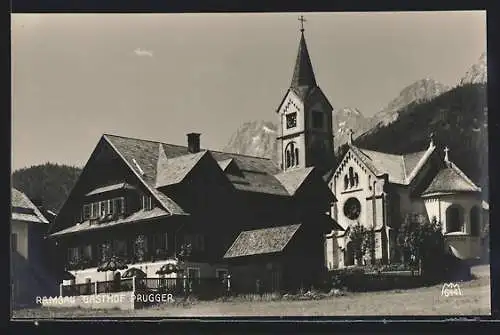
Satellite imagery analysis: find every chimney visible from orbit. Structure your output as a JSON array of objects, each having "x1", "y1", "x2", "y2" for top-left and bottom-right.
[{"x1": 187, "y1": 133, "x2": 201, "y2": 153}]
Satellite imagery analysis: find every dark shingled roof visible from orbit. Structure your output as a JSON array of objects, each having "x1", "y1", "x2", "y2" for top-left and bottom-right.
[
  {"x1": 291, "y1": 32, "x2": 317, "y2": 89},
  {"x1": 104, "y1": 135, "x2": 187, "y2": 216},
  {"x1": 224, "y1": 224, "x2": 301, "y2": 258},
  {"x1": 422, "y1": 161, "x2": 481, "y2": 196},
  {"x1": 11, "y1": 188, "x2": 49, "y2": 224},
  {"x1": 155, "y1": 150, "x2": 207, "y2": 188},
  {"x1": 274, "y1": 167, "x2": 314, "y2": 195},
  {"x1": 103, "y1": 134, "x2": 291, "y2": 197}
]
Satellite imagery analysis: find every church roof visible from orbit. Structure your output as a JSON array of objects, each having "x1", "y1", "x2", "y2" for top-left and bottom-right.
[
  {"x1": 224, "y1": 224, "x2": 301, "y2": 259},
  {"x1": 11, "y1": 188, "x2": 50, "y2": 224},
  {"x1": 291, "y1": 32, "x2": 317, "y2": 90},
  {"x1": 348, "y1": 144, "x2": 433, "y2": 185},
  {"x1": 421, "y1": 161, "x2": 481, "y2": 197}
]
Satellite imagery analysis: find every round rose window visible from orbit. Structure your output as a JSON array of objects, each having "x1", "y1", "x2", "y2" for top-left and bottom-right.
[{"x1": 343, "y1": 197, "x2": 361, "y2": 220}]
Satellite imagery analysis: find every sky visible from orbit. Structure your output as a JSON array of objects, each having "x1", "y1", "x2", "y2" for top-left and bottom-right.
[{"x1": 11, "y1": 12, "x2": 486, "y2": 171}]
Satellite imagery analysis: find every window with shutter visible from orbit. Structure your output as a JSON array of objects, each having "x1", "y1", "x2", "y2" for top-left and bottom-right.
[
  {"x1": 83, "y1": 204, "x2": 91, "y2": 220},
  {"x1": 91, "y1": 203, "x2": 99, "y2": 218}
]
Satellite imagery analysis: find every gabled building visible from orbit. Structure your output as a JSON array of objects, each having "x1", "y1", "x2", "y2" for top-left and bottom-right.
[
  {"x1": 326, "y1": 132, "x2": 487, "y2": 269},
  {"x1": 11, "y1": 188, "x2": 58, "y2": 307}
]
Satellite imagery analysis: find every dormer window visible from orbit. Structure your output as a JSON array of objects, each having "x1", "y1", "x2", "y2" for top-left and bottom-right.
[
  {"x1": 286, "y1": 113, "x2": 297, "y2": 129},
  {"x1": 312, "y1": 111, "x2": 323, "y2": 128},
  {"x1": 142, "y1": 195, "x2": 153, "y2": 211},
  {"x1": 83, "y1": 197, "x2": 125, "y2": 221}
]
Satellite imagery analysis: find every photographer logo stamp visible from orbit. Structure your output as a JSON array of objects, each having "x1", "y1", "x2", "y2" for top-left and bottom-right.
[{"x1": 441, "y1": 283, "x2": 462, "y2": 297}]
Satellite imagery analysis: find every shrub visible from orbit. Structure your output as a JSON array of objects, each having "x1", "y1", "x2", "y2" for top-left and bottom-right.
[{"x1": 329, "y1": 267, "x2": 366, "y2": 290}]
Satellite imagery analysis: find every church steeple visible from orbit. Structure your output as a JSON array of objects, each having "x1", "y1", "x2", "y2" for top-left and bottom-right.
[
  {"x1": 276, "y1": 16, "x2": 335, "y2": 174},
  {"x1": 290, "y1": 24, "x2": 317, "y2": 90}
]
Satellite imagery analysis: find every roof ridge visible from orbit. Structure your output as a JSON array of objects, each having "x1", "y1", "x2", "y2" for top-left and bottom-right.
[
  {"x1": 449, "y1": 162, "x2": 481, "y2": 190},
  {"x1": 358, "y1": 147, "x2": 404, "y2": 158},
  {"x1": 103, "y1": 136, "x2": 185, "y2": 215},
  {"x1": 103, "y1": 133, "x2": 274, "y2": 161},
  {"x1": 401, "y1": 155, "x2": 407, "y2": 181},
  {"x1": 405, "y1": 145, "x2": 436, "y2": 184}
]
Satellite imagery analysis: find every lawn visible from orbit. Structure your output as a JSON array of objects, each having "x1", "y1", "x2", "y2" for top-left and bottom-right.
[{"x1": 12, "y1": 265, "x2": 491, "y2": 318}]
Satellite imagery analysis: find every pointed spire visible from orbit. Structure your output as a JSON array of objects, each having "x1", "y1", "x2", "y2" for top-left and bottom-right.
[{"x1": 290, "y1": 17, "x2": 317, "y2": 90}]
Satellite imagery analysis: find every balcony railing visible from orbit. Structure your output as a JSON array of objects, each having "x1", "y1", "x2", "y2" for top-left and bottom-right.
[{"x1": 61, "y1": 277, "x2": 229, "y2": 300}]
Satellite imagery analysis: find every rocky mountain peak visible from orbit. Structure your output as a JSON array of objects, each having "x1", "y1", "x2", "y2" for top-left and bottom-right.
[
  {"x1": 460, "y1": 52, "x2": 487, "y2": 85},
  {"x1": 371, "y1": 78, "x2": 450, "y2": 127}
]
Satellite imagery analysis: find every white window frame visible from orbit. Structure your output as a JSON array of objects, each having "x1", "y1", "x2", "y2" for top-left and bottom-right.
[
  {"x1": 83, "y1": 204, "x2": 91, "y2": 220},
  {"x1": 142, "y1": 195, "x2": 152, "y2": 211}
]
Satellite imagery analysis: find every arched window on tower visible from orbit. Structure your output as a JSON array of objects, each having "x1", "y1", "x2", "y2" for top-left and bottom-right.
[
  {"x1": 285, "y1": 142, "x2": 299, "y2": 168},
  {"x1": 446, "y1": 205, "x2": 464, "y2": 233},
  {"x1": 470, "y1": 206, "x2": 480, "y2": 237},
  {"x1": 348, "y1": 167, "x2": 355, "y2": 188}
]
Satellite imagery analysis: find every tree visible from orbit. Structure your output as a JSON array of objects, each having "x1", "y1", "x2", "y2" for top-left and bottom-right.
[
  {"x1": 396, "y1": 214, "x2": 444, "y2": 276},
  {"x1": 347, "y1": 222, "x2": 376, "y2": 265}
]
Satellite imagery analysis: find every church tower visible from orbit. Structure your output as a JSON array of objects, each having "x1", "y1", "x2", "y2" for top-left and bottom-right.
[{"x1": 276, "y1": 17, "x2": 335, "y2": 174}]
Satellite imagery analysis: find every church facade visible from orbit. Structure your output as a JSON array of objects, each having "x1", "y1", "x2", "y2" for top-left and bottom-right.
[{"x1": 325, "y1": 134, "x2": 487, "y2": 269}]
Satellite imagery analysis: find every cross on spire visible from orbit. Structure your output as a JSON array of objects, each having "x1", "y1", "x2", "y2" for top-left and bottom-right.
[
  {"x1": 444, "y1": 146, "x2": 450, "y2": 164},
  {"x1": 298, "y1": 15, "x2": 307, "y2": 33},
  {"x1": 347, "y1": 129, "x2": 354, "y2": 145}
]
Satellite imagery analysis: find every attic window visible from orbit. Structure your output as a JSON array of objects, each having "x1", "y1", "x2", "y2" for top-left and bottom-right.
[{"x1": 142, "y1": 195, "x2": 153, "y2": 211}]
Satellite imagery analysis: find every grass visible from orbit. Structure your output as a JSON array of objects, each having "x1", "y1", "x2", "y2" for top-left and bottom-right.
[{"x1": 12, "y1": 265, "x2": 491, "y2": 318}]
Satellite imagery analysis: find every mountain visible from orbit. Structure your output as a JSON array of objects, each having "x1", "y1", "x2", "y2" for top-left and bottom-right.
[
  {"x1": 223, "y1": 107, "x2": 370, "y2": 162},
  {"x1": 355, "y1": 83, "x2": 488, "y2": 198},
  {"x1": 12, "y1": 163, "x2": 82, "y2": 213},
  {"x1": 333, "y1": 107, "x2": 371, "y2": 148},
  {"x1": 460, "y1": 52, "x2": 487, "y2": 85},
  {"x1": 369, "y1": 78, "x2": 451, "y2": 128},
  {"x1": 223, "y1": 120, "x2": 279, "y2": 163}
]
